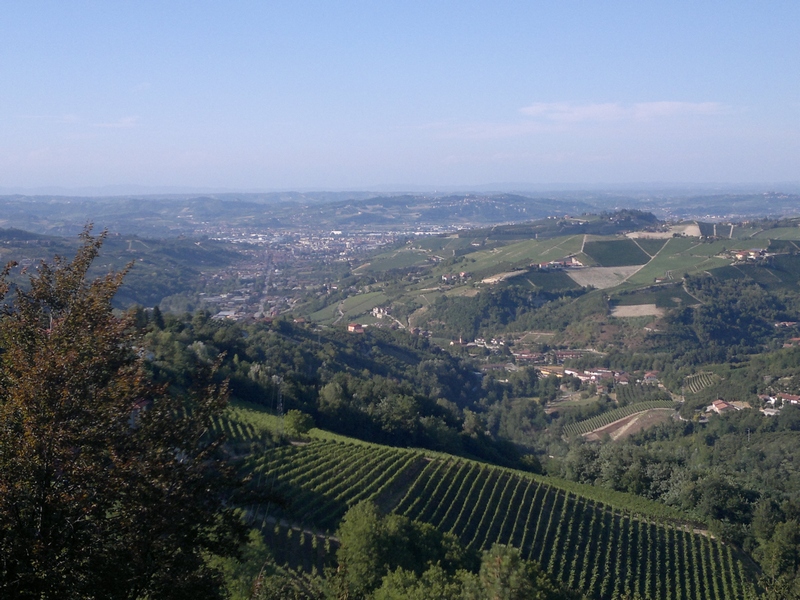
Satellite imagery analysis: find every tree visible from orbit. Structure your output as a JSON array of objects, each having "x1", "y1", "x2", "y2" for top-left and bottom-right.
[
  {"x1": 284, "y1": 409, "x2": 314, "y2": 437},
  {"x1": 0, "y1": 230, "x2": 246, "y2": 599},
  {"x1": 460, "y1": 544, "x2": 567, "y2": 600},
  {"x1": 334, "y1": 501, "x2": 472, "y2": 598}
]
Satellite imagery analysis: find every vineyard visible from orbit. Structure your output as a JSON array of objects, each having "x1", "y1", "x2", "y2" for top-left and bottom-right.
[
  {"x1": 246, "y1": 439, "x2": 756, "y2": 600},
  {"x1": 684, "y1": 372, "x2": 720, "y2": 394},
  {"x1": 583, "y1": 239, "x2": 652, "y2": 267},
  {"x1": 244, "y1": 440, "x2": 425, "y2": 532},
  {"x1": 616, "y1": 384, "x2": 672, "y2": 406},
  {"x1": 563, "y1": 400, "x2": 678, "y2": 437}
]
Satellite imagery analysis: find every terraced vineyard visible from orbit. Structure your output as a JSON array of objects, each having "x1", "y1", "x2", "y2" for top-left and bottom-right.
[
  {"x1": 685, "y1": 372, "x2": 720, "y2": 394},
  {"x1": 563, "y1": 400, "x2": 678, "y2": 437},
  {"x1": 248, "y1": 439, "x2": 756, "y2": 600},
  {"x1": 616, "y1": 384, "x2": 672, "y2": 405}
]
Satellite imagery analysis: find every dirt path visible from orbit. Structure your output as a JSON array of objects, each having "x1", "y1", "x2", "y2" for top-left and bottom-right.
[
  {"x1": 584, "y1": 408, "x2": 675, "y2": 441},
  {"x1": 332, "y1": 302, "x2": 345, "y2": 325}
]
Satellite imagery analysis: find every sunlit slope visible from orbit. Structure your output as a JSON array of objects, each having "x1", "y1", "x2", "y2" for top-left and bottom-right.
[
  {"x1": 463, "y1": 234, "x2": 585, "y2": 275},
  {"x1": 625, "y1": 238, "x2": 745, "y2": 285},
  {"x1": 238, "y1": 430, "x2": 756, "y2": 600}
]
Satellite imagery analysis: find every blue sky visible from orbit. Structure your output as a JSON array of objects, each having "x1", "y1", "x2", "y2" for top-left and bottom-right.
[{"x1": 1, "y1": 1, "x2": 798, "y2": 191}]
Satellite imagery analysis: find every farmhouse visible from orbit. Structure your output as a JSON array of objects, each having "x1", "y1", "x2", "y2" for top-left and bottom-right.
[
  {"x1": 347, "y1": 323, "x2": 364, "y2": 333},
  {"x1": 708, "y1": 399, "x2": 735, "y2": 414},
  {"x1": 643, "y1": 371, "x2": 660, "y2": 384}
]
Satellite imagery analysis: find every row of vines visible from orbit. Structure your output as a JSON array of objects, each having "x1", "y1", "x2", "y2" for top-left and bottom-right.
[
  {"x1": 684, "y1": 372, "x2": 719, "y2": 394},
  {"x1": 563, "y1": 400, "x2": 678, "y2": 437},
  {"x1": 249, "y1": 440, "x2": 756, "y2": 599},
  {"x1": 616, "y1": 383, "x2": 672, "y2": 406},
  {"x1": 394, "y1": 458, "x2": 754, "y2": 600},
  {"x1": 245, "y1": 440, "x2": 423, "y2": 532}
]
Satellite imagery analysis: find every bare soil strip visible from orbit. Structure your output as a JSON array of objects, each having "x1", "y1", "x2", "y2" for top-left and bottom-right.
[
  {"x1": 566, "y1": 265, "x2": 642, "y2": 289},
  {"x1": 611, "y1": 304, "x2": 664, "y2": 317},
  {"x1": 584, "y1": 408, "x2": 675, "y2": 441}
]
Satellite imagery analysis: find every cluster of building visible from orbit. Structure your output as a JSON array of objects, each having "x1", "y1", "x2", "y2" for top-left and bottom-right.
[
  {"x1": 730, "y1": 248, "x2": 766, "y2": 262},
  {"x1": 440, "y1": 272, "x2": 470, "y2": 283},
  {"x1": 534, "y1": 256, "x2": 583, "y2": 270},
  {"x1": 705, "y1": 393, "x2": 799, "y2": 417},
  {"x1": 562, "y1": 368, "x2": 660, "y2": 386},
  {"x1": 756, "y1": 393, "x2": 800, "y2": 416},
  {"x1": 503, "y1": 349, "x2": 591, "y2": 365},
  {"x1": 215, "y1": 229, "x2": 399, "y2": 259}
]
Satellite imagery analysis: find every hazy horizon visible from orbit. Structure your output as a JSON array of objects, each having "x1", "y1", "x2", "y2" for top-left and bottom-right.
[{"x1": 1, "y1": 181, "x2": 799, "y2": 199}]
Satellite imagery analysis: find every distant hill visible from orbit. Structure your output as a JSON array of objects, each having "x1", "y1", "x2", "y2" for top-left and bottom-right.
[{"x1": 0, "y1": 191, "x2": 797, "y2": 236}]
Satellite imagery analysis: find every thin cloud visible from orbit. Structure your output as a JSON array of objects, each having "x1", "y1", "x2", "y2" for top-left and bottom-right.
[
  {"x1": 520, "y1": 101, "x2": 729, "y2": 122},
  {"x1": 415, "y1": 120, "x2": 551, "y2": 140},
  {"x1": 16, "y1": 114, "x2": 79, "y2": 124},
  {"x1": 93, "y1": 116, "x2": 139, "y2": 129}
]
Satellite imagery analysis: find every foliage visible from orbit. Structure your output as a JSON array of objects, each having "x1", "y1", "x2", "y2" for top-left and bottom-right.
[
  {"x1": 419, "y1": 286, "x2": 586, "y2": 339},
  {"x1": 460, "y1": 544, "x2": 570, "y2": 600},
  {"x1": 142, "y1": 314, "x2": 532, "y2": 468},
  {"x1": 0, "y1": 230, "x2": 246, "y2": 599},
  {"x1": 334, "y1": 501, "x2": 473, "y2": 598},
  {"x1": 285, "y1": 409, "x2": 315, "y2": 437}
]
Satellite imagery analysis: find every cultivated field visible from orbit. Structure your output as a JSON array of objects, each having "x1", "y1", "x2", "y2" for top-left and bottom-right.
[
  {"x1": 308, "y1": 291, "x2": 387, "y2": 324},
  {"x1": 583, "y1": 239, "x2": 651, "y2": 267},
  {"x1": 611, "y1": 304, "x2": 664, "y2": 317},
  {"x1": 584, "y1": 408, "x2": 675, "y2": 441},
  {"x1": 627, "y1": 223, "x2": 702, "y2": 238},
  {"x1": 563, "y1": 400, "x2": 678, "y2": 437},
  {"x1": 567, "y1": 266, "x2": 643, "y2": 289},
  {"x1": 465, "y1": 235, "x2": 584, "y2": 274}
]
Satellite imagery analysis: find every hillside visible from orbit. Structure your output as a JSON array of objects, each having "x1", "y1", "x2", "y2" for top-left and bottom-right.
[
  {"x1": 302, "y1": 214, "x2": 800, "y2": 354},
  {"x1": 229, "y1": 410, "x2": 757, "y2": 600}
]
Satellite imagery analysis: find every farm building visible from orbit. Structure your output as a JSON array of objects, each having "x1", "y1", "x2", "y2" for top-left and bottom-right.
[{"x1": 708, "y1": 399, "x2": 735, "y2": 414}]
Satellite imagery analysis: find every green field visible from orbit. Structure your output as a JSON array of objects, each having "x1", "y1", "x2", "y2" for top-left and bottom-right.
[
  {"x1": 708, "y1": 256, "x2": 800, "y2": 290},
  {"x1": 519, "y1": 270, "x2": 582, "y2": 291},
  {"x1": 464, "y1": 235, "x2": 584, "y2": 274},
  {"x1": 624, "y1": 238, "x2": 740, "y2": 285},
  {"x1": 582, "y1": 239, "x2": 651, "y2": 267},
  {"x1": 768, "y1": 239, "x2": 800, "y2": 253},
  {"x1": 360, "y1": 249, "x2": 430, "y2": 271},
  {"x1": 412, "y1": 235, "x2": 480, "y2": 252},
  {"x1": 308, "y1": 291, "x2": 387, "y2": 324},
  {"x1": 241, "y1": 436, "x2": 754, "y2": 600},
  {"x1": 684, "y1": 372, "x2": 720, "y2": 395},
  {"x1": 611, "y1": 285, "x2": 698, "y2": 308},
  {"x1": 751, "y1": 226, "x2": 800, "y2": 240},
  {"x1": 697, "y1": 222, "x2": 716, "y2": 237},
  {"x1": 634, "y1": 238, "x2": 669, "y2": 256}
]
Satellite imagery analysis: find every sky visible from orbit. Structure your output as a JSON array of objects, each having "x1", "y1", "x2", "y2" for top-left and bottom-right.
[{"x1": 1, "y1": 1, "x2": 798, "y2": 192}]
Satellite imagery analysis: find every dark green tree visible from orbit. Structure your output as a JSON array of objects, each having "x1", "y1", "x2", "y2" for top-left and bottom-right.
[
  {"x1": 0, "y1": 230, "x2": 246, "y2": 599},
  {"x1": 460, "y1": 544, "x2": 566, "y2": 600},
  {"x1": 284, "y1": 409, "x2": 314, "y2": 437}
]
